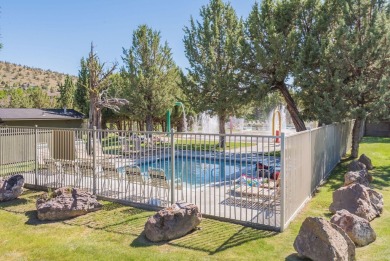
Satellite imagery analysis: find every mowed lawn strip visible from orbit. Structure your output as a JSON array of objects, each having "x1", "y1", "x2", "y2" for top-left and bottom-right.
[{"x1": 0, "y1": 137, "x2": 388, "y2": 260}]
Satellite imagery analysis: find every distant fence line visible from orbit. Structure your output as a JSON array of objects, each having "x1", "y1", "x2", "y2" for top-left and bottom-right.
[{"x1": 0, "y1": 121, "x2": 353, "y2": 232}]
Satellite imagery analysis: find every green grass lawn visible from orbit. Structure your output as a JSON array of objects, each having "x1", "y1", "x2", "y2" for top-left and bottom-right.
[
  {"x1": 0, "y1": 161, "x2": 35, "y2": 177},
  {"x1": 101, "y1": 137, "x2": 254, "y2": 155},
  {"x1": 0, "y1": 137, "x2": 388, "y2": 260},
  {"x1": 174, "y1": 139, "x2": 253, "y2": 151}
]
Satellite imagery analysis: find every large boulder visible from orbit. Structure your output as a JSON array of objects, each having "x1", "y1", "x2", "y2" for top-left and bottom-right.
[
  {"x1": 0, "y1": 175, "x2": 24, "y2": 202},
  {"x1": 329, "y1": 183, "x2": 383, "y2": 221},
  {"x1": 144, "y1": 201, "x2": 202, "y2": 242},
  {"x1": 331, "y1": 209, "x2": 376, "y2": 247},
  {"x1": 293, "y1": 217, "x2": 355, "y2": 261},
  {"x1": 348, "y1": 160, "x2": 366, "y2": 172},
  {"x1": 344, "y1": 170, "x2": 370, "y2": 187},
  {"x1": 36, "y1": 187, "x2": 102, "y2": 221},
  {"x1": 359, "y1": 154, "x2": 373, "y2": 170},
  {"x1": 368, "y1": 189, "x2": 384, "y2": 215}
]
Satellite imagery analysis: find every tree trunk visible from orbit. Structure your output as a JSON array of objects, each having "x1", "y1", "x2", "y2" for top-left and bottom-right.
[
  {"x1": 177, "y1": 115, "x2": 184, "y2": 132},
  {"x1": 277, "y1": 83, "x2": 306, "y2": 132},
  {"x1": 162, "y1": 121, "x2": 166, "y2": 132},
  {"x1": 116, "y1": 120, "x2": 122, "y2": 131},
  {"x1": 146, "y1": 114, "x2": 154, "y2": 132},
  {"x1": 218, "y1": 113, "x2": 226, "y2": 148},
  {"x1": 88, "y1": 94, "x2": 101, "y2": 130},
  {"x1": 88, "y1": 99, "x2": 94, "y2": 130},
  {"x1": 97, "y1": 110, "x2": 102, "y2": 130},
  {"x1": 351, "y1": 118, "x2": 363, "y2": 158}
]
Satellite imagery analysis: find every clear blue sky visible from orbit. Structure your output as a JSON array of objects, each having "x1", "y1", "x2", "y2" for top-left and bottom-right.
[{"x1": 0, "y1": 0, "x2": 256, "y2": 76}]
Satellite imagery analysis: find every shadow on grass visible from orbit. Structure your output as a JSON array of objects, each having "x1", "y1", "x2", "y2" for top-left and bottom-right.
[
  {"x1": 130, "y1": 232, "x2": 166, "y2": 248},
  {"x1": 4, "y1": 189, "x2": 280, "y2": 255},
  {"x1": 0, "y1": 198, "x2": 29, "y2": 209},
  {"x1": 370, "y1": 166, "x2": 390, "y2": 190},
  {"x1": 24, "y1": 210, "x2": 59, "y2": 225},
  {"x1": 324, "y1": 155, "x2": 390, "y2": 192},
  {"x1": 285, "y1": 253, "x2": 311, "y2": 261},
  {"x1": 324, "y1": 156, "x2": 353, "y2": 192},
  {"x1": 131, "y1": 219, "x2": 278, "y2": 255}
]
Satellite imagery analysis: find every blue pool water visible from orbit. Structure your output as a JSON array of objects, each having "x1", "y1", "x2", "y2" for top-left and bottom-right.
[{"x1": 138, "y1": 157, "x2": 257, "y2": 185}]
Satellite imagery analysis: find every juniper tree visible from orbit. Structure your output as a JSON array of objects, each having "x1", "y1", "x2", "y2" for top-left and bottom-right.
[
  {"x1": 58, "y1": 75, "x2": 76, "y2": 109},
  {"x1": 182, "y1": 0, "x2": 248, "y2": 146},
  {"x1": 121, "y1": 24, "x2": 180, "y2": 132},
  {"x1": 8, "y1": 88, "x2": 31, "y2": 108},
  {"x1": 77, "y1": 43, "x2": 128, "y2": 130},
  {"x1": 74, "y1": 58, "x2": 89, "y2": 115},
  {"x1": 28, "y1": 87, "x2": 53, "y2": 108},
  {"x1": 245, "y1": 0, "x2": 307, "y2": 132},
  {"x1": 296, "y1": 0, "x2": 390, "y2": 157}
]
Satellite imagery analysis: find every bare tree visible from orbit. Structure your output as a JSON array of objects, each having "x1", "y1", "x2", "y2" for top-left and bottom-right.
[{"x1": 84, "y1": 43, "x2": 129, "y2": 129}]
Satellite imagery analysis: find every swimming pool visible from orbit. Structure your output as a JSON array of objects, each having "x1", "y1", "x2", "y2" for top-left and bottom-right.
[{"x1": 138, "y1": 156, "x2": 257, "y2": 185}]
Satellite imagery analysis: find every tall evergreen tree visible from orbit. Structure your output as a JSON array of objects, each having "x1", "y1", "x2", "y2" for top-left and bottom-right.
[
  {"x1": 182, "y1": 0, "x2": 248, "y2": 146},
  {"x1": 296, "y1": 0, "x2": 390, "y2": 157},
  {"x1": 121, "y1": 24, "x2": 180, "y2": 132},
  {"x1": 74, "y1": 58, "x2": 90, "y2": 115},
  {"x1": 58, "y1": 75, "x2": 76, "y2": 109},
  {"x1": 245, "y1": 0, "x2": 307, "y2": 132}
]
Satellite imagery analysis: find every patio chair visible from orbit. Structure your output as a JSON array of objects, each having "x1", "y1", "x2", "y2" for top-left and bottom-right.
[
  {"x1": 148, "y1": 168, "x2": 170, "y2": 202},
  {"x1": 74, "y1": 158, "x2": 118, "y2": 195},
  {"x1": 74, "y1": 159, "x2": 99, "y2": 189},
  {"x1": 147, "y1": 168, "x2": 183, "y2": 205},
  {"x1": 98, "y1": 158, "x2": 121, "y2": 197},
  {"x1": 36, "y1": 143, "x2": 64, "y2": 187},
  {"x1": 58, "y1": 159, "x2": 79, "y2": 187},
  {"x1": 124, "y1": 165, "x2": 145, "y2": 199}
]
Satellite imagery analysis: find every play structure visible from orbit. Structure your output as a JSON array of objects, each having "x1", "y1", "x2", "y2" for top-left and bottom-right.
[{"x1": 166, "y1": 102, "x2": 186, "y2": 133}]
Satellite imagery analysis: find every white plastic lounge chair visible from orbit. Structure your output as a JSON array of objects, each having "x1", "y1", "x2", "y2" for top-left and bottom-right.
[
  {"x1": 124, "y1": 165, "x2": 145, "y2": 199},
  {"x1": 147, "y1": 168, "x2": 182, "y2": 204}
]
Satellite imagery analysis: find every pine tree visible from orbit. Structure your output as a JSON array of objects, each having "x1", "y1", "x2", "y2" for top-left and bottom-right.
[
  {"x1": 182, "y1": 0, "x2": 248, "y2": 146},
  {"x1": 121, "y1": 24, "x2": 180, "y2": 132}
]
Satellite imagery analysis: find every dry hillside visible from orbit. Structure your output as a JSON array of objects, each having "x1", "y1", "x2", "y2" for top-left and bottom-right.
[{"x1": 0, "y1": 61, "x2": 77, "y2": 96}]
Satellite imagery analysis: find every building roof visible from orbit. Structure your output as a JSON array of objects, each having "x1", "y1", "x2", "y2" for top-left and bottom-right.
[{"x1": 0, "y1": 108, "x2": 85, "y2": 121}]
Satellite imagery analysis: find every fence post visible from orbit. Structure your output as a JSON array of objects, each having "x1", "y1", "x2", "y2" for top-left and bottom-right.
[
  {"x1": 170, "y1": 129, "x2": 175, "y2": 205},
  {"x1": 280, "y1": 132, "x2": 286, "y2": 232},
  {"x1": 92, "y1": 126, "x2": 97, "y2": 195},
  {"x1": 34, "y1": 125, "x2": 38, "y2": 186}
]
